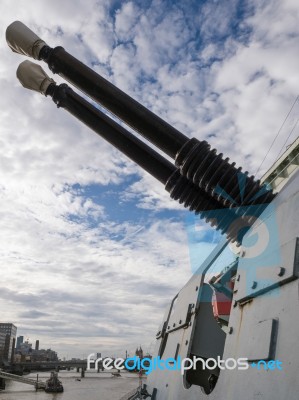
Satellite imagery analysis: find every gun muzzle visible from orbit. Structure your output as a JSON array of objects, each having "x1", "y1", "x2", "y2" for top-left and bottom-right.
[
  {"x1": 6, "y1": 21, "x2": 47, "y2": 60},
  {"x1": 17, "y1": 60, "x2": 54, "y2": 94}
]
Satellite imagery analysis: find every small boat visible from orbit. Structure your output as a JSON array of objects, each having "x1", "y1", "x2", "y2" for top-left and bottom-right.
[{"x1": 44, "y1": 372, "x2": 64, "y2": 393}]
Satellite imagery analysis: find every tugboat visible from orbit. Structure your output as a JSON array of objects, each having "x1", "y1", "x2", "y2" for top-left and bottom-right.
[
  {"x1": 111, "y1": 370, "x2": 121, "y2": 377},
  {"x1": 44, "y1": 372, "x2": 64, "y2": 393}
]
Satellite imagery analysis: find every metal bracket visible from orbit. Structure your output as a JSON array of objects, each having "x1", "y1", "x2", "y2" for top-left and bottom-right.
[
  {"x1": 235, "y1": 237, "x2": 299, "y2": 303},
  {"x1": 166, "y1": 303, "x2": 194, "y2": 334}
]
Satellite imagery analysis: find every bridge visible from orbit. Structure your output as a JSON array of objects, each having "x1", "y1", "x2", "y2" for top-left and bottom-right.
[
  {"x1": 7, "y1": 358, "x2": 149, "y2": 378},
  {"x1": 8, "y1": 360, "x2": 96, "y2": 378},
  {"x1": 13, "y1": 360, "x2": 91, "y2": 369},
  {"x1": 0, "y1": 370, "x2": 46, "y2": 390}
]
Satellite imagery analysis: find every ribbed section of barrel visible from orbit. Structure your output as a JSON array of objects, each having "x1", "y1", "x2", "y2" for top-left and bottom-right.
[
  {"x1": 175, "y1": 138, "x2": 276, "y2": 209},
  {"x1": 165, "y1": 170, "x2": 237, "y2": 237}
]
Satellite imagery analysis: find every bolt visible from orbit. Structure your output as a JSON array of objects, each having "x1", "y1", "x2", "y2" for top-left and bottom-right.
[
  {"x1": 179, "y1": 320, "x2": 182, "y2": 324},
  {"x1": 233, "y1": 300, "x2": 238, "y2": 308},
  {"x1": 173, "y1": 323, "x2": 176, "y2": 328},
  {"x1": 166, "y1": 384, "x2": 168, "y2": 388},
  {"x1": 236, "y1": 274, "x2": 240, "y2": 282},
  {"x1": 228, "y1": 327, "x2": 233, "y2": 334},
  {"x1": 277, "y1": 267, "x2": 285, "y2": 277},
  {"x1": 195, "y1": 286, "x2": 199, "y2": 291},
  {"x1": 185, "y1": 340, "x2": 188, "y2": 345},
  {"x1": 251, "y1": 281, "x2": 258, "y2": 289},
  {"x1": 167, "y1": 326, "x2": 170, "y2": 330}
]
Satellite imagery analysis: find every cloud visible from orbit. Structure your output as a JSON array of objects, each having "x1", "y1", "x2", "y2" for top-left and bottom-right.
[{"x1": 19, "y1": 310, "x2": 50, "y2": 319}]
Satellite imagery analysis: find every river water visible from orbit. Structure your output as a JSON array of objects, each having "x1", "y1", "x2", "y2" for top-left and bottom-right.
[{"x1": 0, "y1": 370, "x2": 142, "y2": 400}]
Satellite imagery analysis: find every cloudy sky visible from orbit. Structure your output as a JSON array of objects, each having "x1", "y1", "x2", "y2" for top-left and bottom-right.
[{"x1": 0, "y1": 0, "x2": 299, "y2": 359}]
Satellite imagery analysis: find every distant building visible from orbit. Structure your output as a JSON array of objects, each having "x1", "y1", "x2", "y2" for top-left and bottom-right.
[
  {"x1": 16, "y1": 335, "x2": 24, "y2": 349},
  {"x1": 0, "y1": 323, "x2": 17, "y2": 362},
  {"x1": 15, "y1": 340, "x2": 57, "y2": 362},
  {"x1": 18, "y1": 340, "x2": 32, "y2": 355},
  {"x1": 135, "y1": 346, "x2": 144, "y2": 359},
  {"x1": 31, "y1": 348, "x2": 58, "y2": 362},
  {"x1": 0, "y1": 332, "x2": 6, "y2": 364},
  {"x1": 14, "y1": 336, "x2": 59, "y2": 363}
]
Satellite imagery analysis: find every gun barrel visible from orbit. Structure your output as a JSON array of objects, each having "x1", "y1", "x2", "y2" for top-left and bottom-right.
[
  {"x1": 8, "y1": 17, "x2": 276, "y2": 241},
  {"x1": 15, "y1": 60, "x2": 175, "y2": 185},
  {"x1": 6, "y1": 21, "x2": 275, "y2": 211},
  {"x1": 46, "y1": 84, "x2": 244, "y2": 240},
  {"x1": 6, "y1": 21, "x2": 187, "y2": 159},
  {"x1": 41, "y1": 46, "x2": 188, "y2": 160},
  {"x1": 17, "y1": 61, "x2": 240, "y2": 240},
  {"x1": 40, "y1": 48, "x2": 274, "y2": 209}
]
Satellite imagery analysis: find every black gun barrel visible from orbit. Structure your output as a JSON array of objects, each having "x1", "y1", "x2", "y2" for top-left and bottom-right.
[
  {"x1": 15, "y1": 60, "x2": 244, "y2": 240},
  {"x1": 6, "y1": 21, "x2": 275, "y2": 212},
  {"x1": 48, "y1": 85, "x2": 250, "y2": 241},
  {"x1": 41, "y1": 46, "x2": 187, "y2": 160},
  {"x1": 40, "y1": 45, "x2": 275, "y2": 209},
  {"x1": 48, "y1": 82, "x2": 173, "y2": 186}
]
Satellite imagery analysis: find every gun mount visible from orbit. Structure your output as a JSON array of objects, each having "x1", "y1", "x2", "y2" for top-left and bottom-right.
[
  {"x1": 6, "y1": 21, "x2": 275, "y2": 243},
  {"x1": 6, "y1": 21, "x2": 299, "y2": 400}
]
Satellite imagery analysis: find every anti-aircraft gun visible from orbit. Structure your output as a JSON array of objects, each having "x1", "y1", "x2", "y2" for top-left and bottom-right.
[{"x1": 6, "y1": 21, "x2": 299, "y2": 400}]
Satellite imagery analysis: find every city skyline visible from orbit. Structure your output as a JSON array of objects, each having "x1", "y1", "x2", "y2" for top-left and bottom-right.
[{"x1": 1, "y1": 322, "x2": 151, "y2": 360}]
